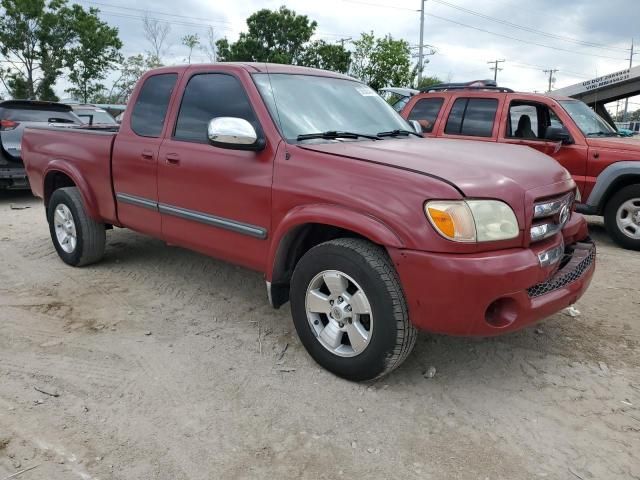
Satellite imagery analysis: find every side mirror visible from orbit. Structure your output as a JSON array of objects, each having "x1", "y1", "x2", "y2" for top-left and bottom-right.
[
  {"x1": 207, "y1": 117, "x2": 265, "y2": 151},
  {"x1": 545, "y1": 125, "x2": 573, "y2": 145},
  {"x1": 409, "y1": 119, "x2": 422, "y2": 134}
]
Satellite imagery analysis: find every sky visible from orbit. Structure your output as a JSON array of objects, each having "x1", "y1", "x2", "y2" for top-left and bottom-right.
[{"x1": 21, "y1": 0, "x2": 640, "y2": 113}]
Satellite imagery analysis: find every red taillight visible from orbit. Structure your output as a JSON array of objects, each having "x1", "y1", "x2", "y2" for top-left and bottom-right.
[{"x1": 0, "y1": 119, "x2": 19, "y2": 131}]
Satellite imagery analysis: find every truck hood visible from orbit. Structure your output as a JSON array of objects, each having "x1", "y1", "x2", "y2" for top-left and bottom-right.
[
  {"x1": 585, "y1": 136, "x2": 640, "y2": 152},
  {"x1": 299, "y1": 137, "x2": 571, "y2": 197}
]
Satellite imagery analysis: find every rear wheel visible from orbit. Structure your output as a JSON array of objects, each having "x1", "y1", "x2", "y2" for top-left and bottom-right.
[
  {"x1": 290, "y1": 238, "x2": 416, "y2": 381},
  {"x1": 47, "y1": 187, "x2": 106, "y2": 266},
  {"x1": 604, "y1": 184, "x2": 640, "y2": 251}
]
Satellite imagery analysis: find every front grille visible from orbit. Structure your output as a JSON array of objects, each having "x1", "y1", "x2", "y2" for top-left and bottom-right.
[
  {"x1": 530, "y1": 192, "x2": 574, "y2": 243},
  {"x1": 527, "y1": 241, "x2": 595, "y2": 298}
]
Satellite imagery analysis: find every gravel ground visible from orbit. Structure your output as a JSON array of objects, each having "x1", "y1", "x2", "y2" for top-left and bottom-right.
[{"x1": 1, "y1": 190, "x2": 639, "y2": 480}]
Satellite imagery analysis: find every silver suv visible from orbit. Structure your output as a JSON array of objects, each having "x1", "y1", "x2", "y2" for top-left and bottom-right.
[{"x1": 0, "y1": 101, "x2": 81, "y2": 189}]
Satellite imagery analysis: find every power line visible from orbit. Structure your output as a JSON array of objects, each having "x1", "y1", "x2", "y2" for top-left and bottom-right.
[
  {"x1": 431, "y1": 0, "x2": 628, "y2": 53},
  {"x1": 76, "y1": 0, "x2": 234, "y2": 26},
  {"x1": 426, "y1": 12, "x2": 627, "y2": 61},
  {"x1": 341, "y1": 0, "x2": 418, "y2": 12}
]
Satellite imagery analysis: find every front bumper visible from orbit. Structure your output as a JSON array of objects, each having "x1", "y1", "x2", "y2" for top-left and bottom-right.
[
  {"x1": 389, "y1": 213, "x2": 595, "y2": 336},
  {"x1": 0, "y1": 166, "x2": 29, "y2": 189}
]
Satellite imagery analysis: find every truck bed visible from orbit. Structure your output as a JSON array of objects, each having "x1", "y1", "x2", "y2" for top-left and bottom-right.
[{"x1": 21, "y1": 126, "x2": 119, "y2": 224}]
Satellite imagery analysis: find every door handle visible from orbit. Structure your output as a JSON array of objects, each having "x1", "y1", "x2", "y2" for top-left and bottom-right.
[
  {"x1": 141, "y1": 149, "x2": 154, "y2": 161},
  {"x1": 166, "y1": 153, "x2": 181, "y2": 165}
]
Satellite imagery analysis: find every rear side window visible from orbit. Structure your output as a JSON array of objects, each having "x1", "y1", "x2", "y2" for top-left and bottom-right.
[
  {"x1": 131, "y1": 73, "x2": 178, "y2": 137},
  {"x1": 444, "y1": 98, "x2": 498, "y2": 137},
  {"x1": 174, "y1": 73, "x2": 259, "y2": 143},
  {"x1": 408, "y1": 98, "x2": 444, "y2": 133},
  {"x1": 1, "y1": 108, "x2": 79, "y2": 123}
]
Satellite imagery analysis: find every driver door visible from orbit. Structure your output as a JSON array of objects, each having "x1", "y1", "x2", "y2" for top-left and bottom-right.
[
  {"x1": 498, "y1": 99, "x2": 588, "y2": 191},
  {"x1": 157, "y1": 70, "x2": 274, "y2": 271}
]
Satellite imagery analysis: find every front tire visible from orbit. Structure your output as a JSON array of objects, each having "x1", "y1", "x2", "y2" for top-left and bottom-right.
[
  {"x1": 47, "y1": 187, "x2": 106, "y2": 266},
  {"x1": 290, "y1": 238, "x2": 416, "y2": 381},
  {"x1": 604, "y1": 184, "x2": 640, "y2": 251}
]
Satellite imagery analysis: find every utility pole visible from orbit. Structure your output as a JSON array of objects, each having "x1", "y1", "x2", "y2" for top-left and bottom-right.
[
  {"x1": 336, "y1": 37, "x2": 352, "y2": 48},
  {"x1": 543, "y1": 68, "x2": 558, "y2": 92},
  {"x1": 417, "y1": 0, "x2": 426, "y2": 84},
  {"x1": 487, "y1": 59, "x2": 505, "y2": 82},
  {"x1": 623, "y1": 39, "x2": 636, "y2": 122}
]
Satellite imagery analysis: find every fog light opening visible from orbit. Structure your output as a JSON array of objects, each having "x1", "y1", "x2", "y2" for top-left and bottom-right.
[{"x1": 485, "y1": 297, "x2": 518, "y2": 328}]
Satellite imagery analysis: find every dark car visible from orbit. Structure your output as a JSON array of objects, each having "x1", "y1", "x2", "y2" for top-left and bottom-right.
[{"x1": 1, "y1": 100, "x2": 82, "y2": 189}]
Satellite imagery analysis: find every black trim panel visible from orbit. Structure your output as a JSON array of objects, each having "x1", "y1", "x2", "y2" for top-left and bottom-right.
[
  {"x1": 116, "y1": 192, "x2": 158, "y2": 211},
  {"x1": 115, "y1": 192, "x2": 267, "y2": 239}
]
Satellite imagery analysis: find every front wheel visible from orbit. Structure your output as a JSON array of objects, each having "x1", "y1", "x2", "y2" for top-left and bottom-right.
[
  {"x1": 290, "y1": 238, "x2": 416, "y2": 381},
  {"x1": 47, "y1": 187, "x2": 106, "y2": 266},
  {"x1": 604, "y1": 184, "x2": 640, "y2": 251}
]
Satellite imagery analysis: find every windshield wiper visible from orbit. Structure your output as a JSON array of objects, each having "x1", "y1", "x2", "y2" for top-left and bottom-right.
[
  {"x1": 377, "y1": 129, "x2": 423, "y2": 138},
  {"x1": 296, "y1": 130, "x2": 380, "y2": 141},
  {"x1": 586, "y1": 131, "x2": 617, "y2": 137}
]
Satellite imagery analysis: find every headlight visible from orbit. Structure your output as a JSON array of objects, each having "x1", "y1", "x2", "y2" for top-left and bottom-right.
[{"x1": 425, "y1": 200, "x2": 519, "y2": 242}]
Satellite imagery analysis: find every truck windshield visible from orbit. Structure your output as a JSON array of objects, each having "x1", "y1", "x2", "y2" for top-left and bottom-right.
[
  {"x1": 559, "y1": 100, "x2": 617, "y2": 137},
  {"x1": 253, "y1": 73, "x2": 412, "y2": 142}
]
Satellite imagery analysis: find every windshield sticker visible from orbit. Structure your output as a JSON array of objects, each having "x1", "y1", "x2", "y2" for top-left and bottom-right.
[{"x1": 355, "y1": 86, "x2": 377, "y2": 96}]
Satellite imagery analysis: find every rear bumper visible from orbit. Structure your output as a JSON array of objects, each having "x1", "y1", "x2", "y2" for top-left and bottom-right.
[
  {"x1": 389, "y1": 213, "x2": 595, "y2": 336},
  {"x1": 0, "y1": 166, "x2": 29, "y2": 189}
]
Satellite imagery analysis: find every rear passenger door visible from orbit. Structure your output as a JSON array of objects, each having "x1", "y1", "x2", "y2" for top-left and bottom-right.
[
  {"x1": 437, "y1": 95, "x2": 503, "y2": 142},
  {"x1": 406, "y1": 97, "x2": 445, "y2": 136},
  {"x1": 112, "y1": 72, "x2": 179, "y2": 237}
]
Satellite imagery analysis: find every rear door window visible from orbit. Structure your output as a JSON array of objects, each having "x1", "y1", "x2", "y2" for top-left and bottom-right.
[
  {"x1": 444, "y1": 98, "x2": 498, "y2": 137},
  {"x1": 131, "y1": 73, "x2": 178, "y2": 137},
  {"x1": 408, "y1": 98, "x2": 444, "y2": 133}
]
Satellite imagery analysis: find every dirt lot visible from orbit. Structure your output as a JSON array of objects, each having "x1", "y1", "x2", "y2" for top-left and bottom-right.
[{"x1": 1, "y1": 190, "x2": 639, "y2": 480}]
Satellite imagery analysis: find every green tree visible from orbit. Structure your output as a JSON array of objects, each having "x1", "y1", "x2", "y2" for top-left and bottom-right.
[
  {"x1": 415, "y1": 75, "x2": 442, "y2": 90},
  {"x1": 64, "y1": 5, "x2": 122, "y2": 103},
  {"x1": 0, "y1": 0, "x2": 77, "y2": 100},
  {"x1": 216, "y1": 6, "x2": 317, "y2": 64},
  {"x1": 299, "y1": 40, "x2": 350, "y2": 74},
  {"x1": 350, "y1": 32, "x2": 412, "y2": 91},
  {"x1": 97, "y1": 53, "x2": 161, "y2": 104},
  {"x1": 182, "y1": 33, "x2": 199, "y2": 64}
]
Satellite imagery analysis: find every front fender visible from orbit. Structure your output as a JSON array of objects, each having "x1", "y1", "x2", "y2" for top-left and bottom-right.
[
  {"x1": 267, "y1": 203, "x2": 404, "y2": 282},
  {"x1": 586, "y1": 160, "x2": 640, "y2": 210},
  {"x1": 44, "y1": 160, "x2": 100, "y2": 220}
]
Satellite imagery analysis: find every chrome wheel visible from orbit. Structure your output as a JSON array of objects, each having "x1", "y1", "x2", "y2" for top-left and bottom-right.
[
  {"x1": 305, "y1": 270, "x2": 373, "y2": 357},
  {"x1": 616, "y1": 198, "x2": 640, "y2": 239},
  {"x1": 53, "y1": 204, "x2": 77, "y2": 253}
]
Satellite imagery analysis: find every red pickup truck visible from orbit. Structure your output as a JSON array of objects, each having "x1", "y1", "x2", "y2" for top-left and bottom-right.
[
  {"x1": 22, "y1": 64, "x2": 595, "y2": 381},
  {"x1": 401, "y1": 81, "x2": 640, "y2": 250}
]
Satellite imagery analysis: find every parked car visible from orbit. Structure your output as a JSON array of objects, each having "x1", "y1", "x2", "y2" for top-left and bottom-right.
[
  {"x1": 21, "y1": 64, "x2": 595, "y2": 380},
  {"x1": 69, "y1": 104, "x2": 118, "y2": 127},
  {"x1": 401, "y1": 80, "x2": 640, "y2": 250},
  {"x1": 0, "y1": 100, "x2": 82, "y2": 190},
  {"x1": 378, "y1": 87, "x2": 419, "y2": 112}
]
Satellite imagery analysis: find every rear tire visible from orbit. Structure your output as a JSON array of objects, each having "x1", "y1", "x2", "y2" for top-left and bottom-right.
[
  {"x1": 290, "y1": 238, "x2": 416, "y2": 381},
  {"x1": 47, "y1": 187, "x2": 106, "y2": 266},
  {"x1": 604, "y1": 184, "x2": 640, "y2": 251}
]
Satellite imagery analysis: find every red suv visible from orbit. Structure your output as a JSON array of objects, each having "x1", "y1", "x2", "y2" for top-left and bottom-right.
[{"x1": 401, "y1": 81, "x2": 640, "y2": 250}]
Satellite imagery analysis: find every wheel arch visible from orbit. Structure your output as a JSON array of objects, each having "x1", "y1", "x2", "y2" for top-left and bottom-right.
[
  {"x1": 586, "y1": 161, "x2": 640, "y2": 214},
  {"x1": 43, "y1": 162, "x2": 100, "y2": 221},
  {"x1": 267, "y1": 205, "x2": 404, "y2": 308}
]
